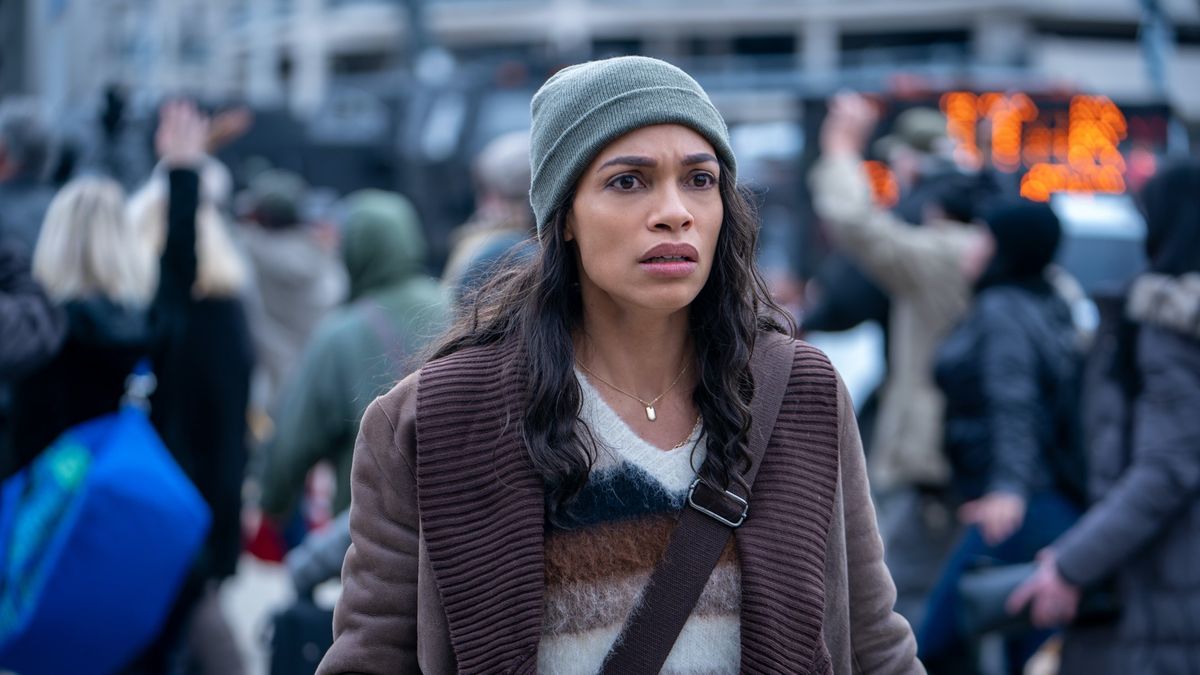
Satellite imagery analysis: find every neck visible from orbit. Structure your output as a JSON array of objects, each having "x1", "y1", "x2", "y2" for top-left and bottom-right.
[{"x1": 574, "y1": 301, "x2": 693, "y2": 401}]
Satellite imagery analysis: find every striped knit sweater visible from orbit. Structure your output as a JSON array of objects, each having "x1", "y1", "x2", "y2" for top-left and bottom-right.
[{"x1": 537, "y1": 372, "x2": 739, "y2": 674}]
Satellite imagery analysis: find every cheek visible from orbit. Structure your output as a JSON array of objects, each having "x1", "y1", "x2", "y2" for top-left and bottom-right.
[
  {"x1": 699, "y1": 203, "x2": 724, "y2": 255},
  {"x1": 571, "y1": 215, "x2": 624, "y2": 282}
]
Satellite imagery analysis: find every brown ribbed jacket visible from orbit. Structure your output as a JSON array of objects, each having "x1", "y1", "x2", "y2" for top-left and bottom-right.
[{"x1": 318, "y1": 335, "x2": 922, "y2": 674}]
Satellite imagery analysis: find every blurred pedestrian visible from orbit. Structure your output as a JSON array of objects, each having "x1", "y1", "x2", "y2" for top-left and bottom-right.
[
  {"x1": 319, "y1": 56, "x2": 920, "y2": 675},
  {"x1": 801, "y1": 100, "x2": 957, "y2": 454},
  {"x1": 0, "y1": 99, "x2": 56, "y2": 254},
  {"x1": 1009, "y1": 161, "x2": 1200, "y2": 675},
  {"x1": 0, "y1": 240, "x2": 64, "y2": 382},
  {"x1": 442, "y1": 130, "x2": 535, "y2": 306},
  {"x1": 0, "y1": 239, "x2": 63, "y2": 434},
  {"x1": 122, "y1": 100, "x2": 253, "y2": 675},
  {"x1": 813, "y1": 92, "x2": 995, "y2": 492},
  {"x1": 237, "y1": 168, "x2": 347, "y2": 417},
  {"x1": 919, "y1": 200, "x2": 1085, "y2": 674},
  {"x1": 255, "y1": 189, "x2": 448, "y2": 523},
  {"x1": 810, "y1": 93, "x2": 997, "y2": 624},
  {"x1": 3, "y1": 179, "x2": 146, "y2": 479}
]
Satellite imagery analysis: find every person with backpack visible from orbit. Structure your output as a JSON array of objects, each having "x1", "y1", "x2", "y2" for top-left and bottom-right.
[
  {"x1": 917, "y1": 200, "x2": 1087, "y2": 674},
  {"x1": 1008, "y1": 161, "x2": 1200, "y2": 675}
]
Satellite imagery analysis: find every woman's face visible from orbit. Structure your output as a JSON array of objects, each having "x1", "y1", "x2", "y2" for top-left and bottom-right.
[{"x1": 566, "y1": 124, "x2": 723, "y2": 316}]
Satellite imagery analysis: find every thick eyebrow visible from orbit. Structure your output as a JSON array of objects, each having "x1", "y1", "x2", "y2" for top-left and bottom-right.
[
  {"x1": 596, "y1": 152, "x2": 719, "y2": 172},
  {"x1": 597, "y1": 155, "x2": 656, "y2": 171}
]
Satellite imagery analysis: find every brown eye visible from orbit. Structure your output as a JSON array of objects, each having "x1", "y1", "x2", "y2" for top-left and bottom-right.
[
  {"x1": 690, "y1": 172, "x2": 716, "y2": 188},
  {"x1": 608, "y1": 174, "x2": 644, "y2": 191}
]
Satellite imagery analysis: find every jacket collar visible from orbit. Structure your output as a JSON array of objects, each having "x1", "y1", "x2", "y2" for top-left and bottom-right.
[{"x1": 1128, "y1": 273, "x2": 1200, "y2": 340}]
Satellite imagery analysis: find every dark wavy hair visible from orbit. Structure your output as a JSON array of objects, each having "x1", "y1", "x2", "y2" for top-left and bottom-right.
[{"x1": 431, "y1": 165, "x2": 792, "y2": 526}]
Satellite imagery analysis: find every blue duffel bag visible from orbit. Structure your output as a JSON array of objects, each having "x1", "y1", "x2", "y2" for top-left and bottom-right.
[{"x1": 0, "y1": 367, "x2": 210, "y2": 675}]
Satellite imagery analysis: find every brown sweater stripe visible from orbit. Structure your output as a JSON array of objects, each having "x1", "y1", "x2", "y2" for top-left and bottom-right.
[
  {"x1": 415, "y1": 336, "x2": 840, "y2": 674},
  {"x1": 545, "y1": 515, "x2": 738, "y2": 586},
  {"x1": 544, "y1": 562, "x2": 741, "y2": 635}
]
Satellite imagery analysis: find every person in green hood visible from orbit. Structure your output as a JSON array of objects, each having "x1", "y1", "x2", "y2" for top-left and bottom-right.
[{"x1": 255, "y1": 189, "x2": 449, "y2": 521}]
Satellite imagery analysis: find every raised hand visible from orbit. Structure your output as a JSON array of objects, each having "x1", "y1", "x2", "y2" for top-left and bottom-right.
[
  {"x1": 820, "y1": 91, "x2": 880, "y2": 157},
  {"x1": 156, "y1": 99, "x2": 210, "y2": 168}
]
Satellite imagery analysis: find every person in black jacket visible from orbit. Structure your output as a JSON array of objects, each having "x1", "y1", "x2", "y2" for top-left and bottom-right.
[
  {"x1": 1010, "y1": 161, "x2": 1200, "y2": 675},
  {"x1": 121, "y1": 100, "x2": 254, "y2": 675},
  {"x1": 0, "y1": 238, "x2": 66, "y2": 477},
  {"x1": 918, "y1": 200, "x2": 1085, "y2": 675}
]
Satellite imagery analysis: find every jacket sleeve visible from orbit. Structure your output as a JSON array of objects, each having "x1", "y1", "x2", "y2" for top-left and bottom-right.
[
  {"x1": 317, "y1": 376, "x2": 421, "y2": 675},
  {"x1": 258, "y1": 323, "x2": 353, "y2": 519},
  {"x1": 1054, "y1": 328, "x2": 1200, "y2": 586},
  {"x1": 809, "y1": 153, "x2": 965, "y2": 298},
  {"x1": 0, "y1": 241, "x2": 65, "y2": 378},
  {"x1": 286, "y1": 508, "x2": 352, "y2": 596},
  {"x1": 978, "y1": 294, "x2": 1042, "y2": 498},
  {"x1": 836, "y1": 375, "x2": 925, "y2": 674},
  {"x1": 155, "y1": 169, "x2": 200, "y2": 314}
]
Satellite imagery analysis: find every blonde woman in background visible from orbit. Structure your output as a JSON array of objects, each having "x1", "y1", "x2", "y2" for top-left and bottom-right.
[{"x1": 8, "y1": 175, "x2": 157, "y2": 472}]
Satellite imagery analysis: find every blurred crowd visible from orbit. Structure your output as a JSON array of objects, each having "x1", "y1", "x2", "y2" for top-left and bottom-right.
[{"x1": 0, "y1": 80, "x2": 1197, "y2": 675}]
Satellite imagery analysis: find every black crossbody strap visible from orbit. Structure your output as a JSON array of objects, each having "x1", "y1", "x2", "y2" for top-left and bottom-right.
[{"x1": 600, "y1": 336, "x2": 795, "y2": 674}]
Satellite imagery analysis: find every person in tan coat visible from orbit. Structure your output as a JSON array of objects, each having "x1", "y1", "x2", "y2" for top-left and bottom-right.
[
  {"x1": 811, "y1": 93, "x2": 994, "y2": 494},
  {"x1": 810, "y1": 94, "x2": 996, "y2": 624},
  {"x1": 321, "y1": 58, "x2": 921, "y2": 674}
]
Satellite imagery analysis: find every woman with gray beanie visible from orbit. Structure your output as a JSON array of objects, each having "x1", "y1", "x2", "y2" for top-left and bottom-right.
[{"x1": 318, "y1": 56, "x2": 920, "y2": 675}]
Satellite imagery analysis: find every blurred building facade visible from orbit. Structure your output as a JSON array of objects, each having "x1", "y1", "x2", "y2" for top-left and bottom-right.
[{"x1": 5, "y1": 0, "x2": 1200, "y2": 121}]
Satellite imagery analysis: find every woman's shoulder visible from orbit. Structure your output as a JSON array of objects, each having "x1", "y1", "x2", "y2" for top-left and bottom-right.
[
  {"x1": 359, "y1": 370, "x2": 422, "y2": 469},
  {"x1": 757, "y1": 331, "x2": 835, "y2": 379},
  {"x1": 756, "y1": 332, "x2": 844, "y2": 413},
  {"x1": 419, "y1": 339, "x2": 524, "y2": 380},
  {"x1": 369, "y1": 339, "x2": 521, "y2": 421}
]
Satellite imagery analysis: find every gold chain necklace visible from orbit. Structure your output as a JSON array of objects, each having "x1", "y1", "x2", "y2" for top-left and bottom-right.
[
  {"x1": 671, "y1": 415, "x2": 704, "y2": 450},
  {"x1": 576, "y1": 359, "x2": 689, "y2": 422}
]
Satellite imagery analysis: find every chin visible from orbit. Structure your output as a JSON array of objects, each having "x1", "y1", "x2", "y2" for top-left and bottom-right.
[{"x1": 631, "y1": 287, "x2": 703, "y2": 314}]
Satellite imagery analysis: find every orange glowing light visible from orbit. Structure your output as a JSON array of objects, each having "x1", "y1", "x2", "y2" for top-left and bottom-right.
[
  {"x1": 940, "y1": 92, "x2": 983, "y2": 169},
  {"x1": 1021, "y1": 95, "x2": 1128, "y2": 201},
  {"x1": 863, "y1": 160, "x2": 900, "y2": 208},
  {"x1": 864, "y1": 159, "x2": 902, "y2": 207},
  {"x1": 938, "y1": 91, "x2": 1130, "y2": 201}
]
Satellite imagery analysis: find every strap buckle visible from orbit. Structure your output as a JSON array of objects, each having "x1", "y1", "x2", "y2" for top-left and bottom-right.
[{"x1": 686, "y1": 478, "x2": 749, "y2": 528}]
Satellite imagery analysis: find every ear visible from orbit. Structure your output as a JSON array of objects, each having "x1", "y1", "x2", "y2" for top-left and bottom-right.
[{"x1": 563, "y1": 210, "x2": 576, "y2": 242}]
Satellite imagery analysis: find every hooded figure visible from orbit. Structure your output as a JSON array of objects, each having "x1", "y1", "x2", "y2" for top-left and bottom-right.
[
  {"x1": 257, "y1": 190, "x2": 449, "y2": 518},
  {"x1": 237, "y1": 170, "x2": 347, "y2": 414}
]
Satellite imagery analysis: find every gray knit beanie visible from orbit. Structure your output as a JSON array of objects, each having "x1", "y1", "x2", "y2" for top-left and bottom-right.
[{"x1": 528, "y1": 56, "x2": 736, "y2": 236}]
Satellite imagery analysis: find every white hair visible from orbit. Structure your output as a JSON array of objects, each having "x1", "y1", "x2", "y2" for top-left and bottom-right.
[
  {"x1": 128, "y1": 159, "x2": 248, "y2": 299},
  {"x1": 33, "y1": 176, "x2": 157, "y2": 306}
]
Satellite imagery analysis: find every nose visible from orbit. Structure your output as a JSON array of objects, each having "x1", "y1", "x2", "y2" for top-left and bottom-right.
[{"x1": 649, "y1": 183, "x2": 694, "y2": 232}]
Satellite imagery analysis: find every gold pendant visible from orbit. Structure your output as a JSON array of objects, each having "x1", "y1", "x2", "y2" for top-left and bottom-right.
[{"x1": 645, "y1": 405, "x2": 657, "y2": 422}]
